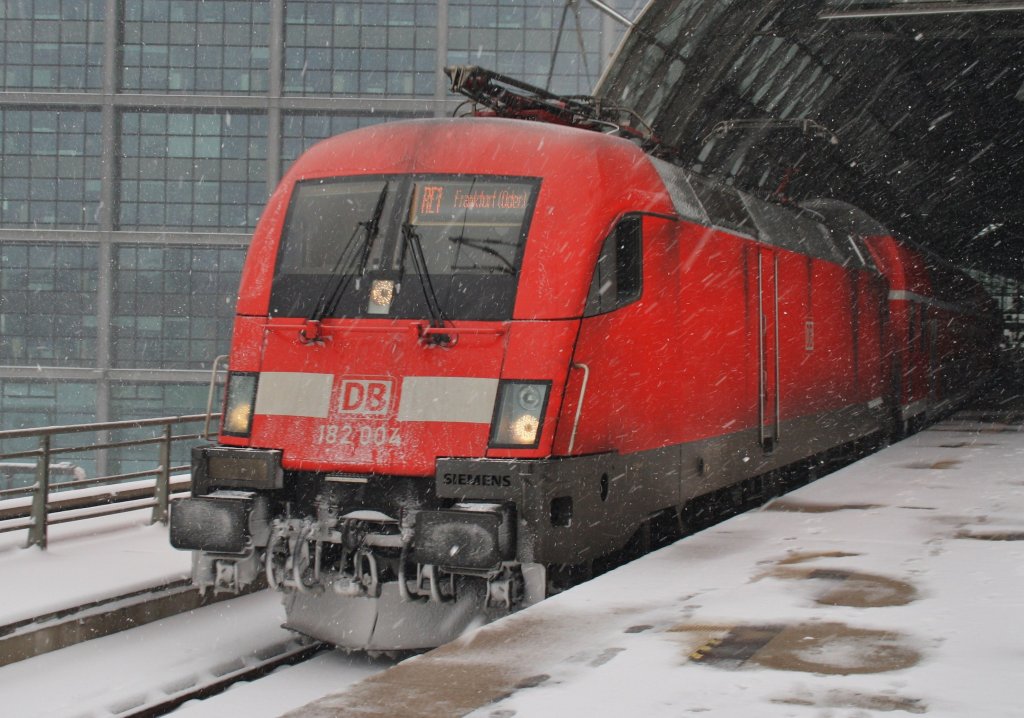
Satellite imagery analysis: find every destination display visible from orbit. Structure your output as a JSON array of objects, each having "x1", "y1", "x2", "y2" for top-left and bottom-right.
[{"x1": 411, "y1": 179, "x2": 534, "y2": 227}]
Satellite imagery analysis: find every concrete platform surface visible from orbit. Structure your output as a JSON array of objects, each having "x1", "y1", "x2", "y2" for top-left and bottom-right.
[{"x1": 287, "y1": 413, "x2": 1024, "y2": 718}]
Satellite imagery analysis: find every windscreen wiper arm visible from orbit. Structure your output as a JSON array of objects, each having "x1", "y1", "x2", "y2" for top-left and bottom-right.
[
  {"x1": 308, "y1": 182, "x2": 390, "y2": 324},
  {"x1": 401, "y1": 221, "x2": 451, "y2": 344},
  {"x1": 448, "y1": 235, "x2": 517, "y2": 275}
]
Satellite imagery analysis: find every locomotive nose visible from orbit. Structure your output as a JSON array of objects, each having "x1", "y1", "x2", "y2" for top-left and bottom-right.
[{"x1": 230, "y1": 318, "x2": 569, "y2": 476}]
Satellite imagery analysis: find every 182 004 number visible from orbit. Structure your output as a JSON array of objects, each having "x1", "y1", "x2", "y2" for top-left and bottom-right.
[{"x1": 313, "y1": 424, "x2": 401, "y2": 447}]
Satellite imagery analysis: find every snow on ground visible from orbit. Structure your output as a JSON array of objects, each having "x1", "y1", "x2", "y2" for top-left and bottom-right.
[
  {"x1": 293, "y1": 417, "x2": 1024, "y2": 718},
  {"x1": 0, "y1": 501, "x2": 193, "y2": 622},
  {"x1": 3, "y1": 416, "x2": 1023, "y2": 717},
  {"x1": 170, "y1": 650, "x2": 387, "y2": 718},
  {"x1": 0, "y1": 587, "x2": 381, "y2": 718},
  {"x1": 0, "y1": 507, "x2": 387, "y2": 718},
  {"x1": 1, "y1": 591, "x2": 292, "y2": 718},
  {"x1": 0, "y1": 504, "x2": 192, "y2": 626}
]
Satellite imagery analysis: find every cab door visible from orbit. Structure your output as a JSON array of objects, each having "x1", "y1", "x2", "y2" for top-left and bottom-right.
[{"x1": 556, "y1": 214, "x2": 681, "y2": 457}]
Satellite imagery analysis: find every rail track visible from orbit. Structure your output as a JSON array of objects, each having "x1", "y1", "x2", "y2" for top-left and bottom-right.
[
  {"x1": 0, "y1": 577, "x2": 264, "y2": 667},
  {"x1": 1, "y1": 585, "x2": 379, "y2": 718},
  {"x1": 120, "y1": 640, "x2": 328, "y2": 718}
]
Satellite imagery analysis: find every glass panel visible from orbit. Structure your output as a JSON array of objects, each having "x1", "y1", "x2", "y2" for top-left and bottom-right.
[
  {"x1": 585, "y1": 215, "x2": 643, "y2": 316},
  {"x1": 270, "y1": 174, "x2": 539, "y2": 321},
  {"x1": 0, "y1": 379, "x2": 99, "y2": 487},
  {"x1": 284, "y1": 0, "x2": 437, "y2": 97},
  {"x1": 276, "y1": 178, "x2": 392, "y2": 276},
  {"x1": 0, "y1": 0, "x2": 104, "y2": 91},
  {"x1": 0, "y1": 242, "x2": 98, "y2": 364},
  {"x1": 112, "y1": 244, "x2": 243, "y2": 369},
  {"x1": 280, "y1": 112, "x2": 402, "y2": 175},
  {"x1": 107, "y1": 381, "x2": 215, "y2": 477},
  {"x1": 120, "y1": 0, "x2": 269, "y2": 93},
  {"x1": 119, "y1": 111, "x2": 267, "y2": 231},
  {"x1": 0, "y1": 109, "x2": 102, "y2": 229},
  {"x1": 447, "y1": 0, "x2": 613, "y2": 95},
  {"x1": 407, "y1": 178, "x2": 532, "y2": 275}
]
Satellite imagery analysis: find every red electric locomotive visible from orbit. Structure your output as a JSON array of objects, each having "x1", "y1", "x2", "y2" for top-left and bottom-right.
[{"x1": 171, "y1": 68, "x2": 998, "y2": 650}]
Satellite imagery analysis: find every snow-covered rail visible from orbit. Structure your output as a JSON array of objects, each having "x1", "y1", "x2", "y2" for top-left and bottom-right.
[
  {"x1": 0, "y1": 577, "x2": 262, "y2": 667},
  {"x1": 1, "y1": 590, "x2": 388, "y2": 718},
  {"x1": 119, "y1": 639, "x2": 327, "y2": 718}
]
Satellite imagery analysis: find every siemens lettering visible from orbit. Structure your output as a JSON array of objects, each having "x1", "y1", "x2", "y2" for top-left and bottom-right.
[{"x1": 442, "y1": 472, "x2": 513, "y2": 487}]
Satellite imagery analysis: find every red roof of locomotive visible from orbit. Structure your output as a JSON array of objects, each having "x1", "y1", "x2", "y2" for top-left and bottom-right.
[{"x1": 236, "y1": 118, "x2": 676, "y2": 321}]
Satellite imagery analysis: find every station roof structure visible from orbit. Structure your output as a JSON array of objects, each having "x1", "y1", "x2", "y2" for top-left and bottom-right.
[{"x1": 596, "y1": 0, "x2": 1024, "y2": 277}]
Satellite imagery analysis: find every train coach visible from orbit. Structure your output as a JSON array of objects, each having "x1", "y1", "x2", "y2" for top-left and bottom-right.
[{"x1": 170, "y1": 108, "x2": 998, "y2": 650}]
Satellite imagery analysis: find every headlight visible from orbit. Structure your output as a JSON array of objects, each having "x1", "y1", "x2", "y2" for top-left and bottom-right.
[
  {"x1": 489, "y1": 380, "x2": 551, "y2": 448},
  {"x1": 222, "y1": 372, "x2": 258, "y2": 437}
]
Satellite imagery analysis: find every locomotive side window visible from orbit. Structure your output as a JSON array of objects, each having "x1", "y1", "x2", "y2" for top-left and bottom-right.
[{"x1": 585, "y1": 215, "x2": 643, "y2": 316}]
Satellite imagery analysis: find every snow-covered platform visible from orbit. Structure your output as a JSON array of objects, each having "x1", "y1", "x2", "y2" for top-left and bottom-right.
[
  {"x1": 0, "y1": 495, "x2": 384, "y2": 718},
  {"x1": 291, "y1": 412, "x2": 1024, "y2": 718},
  {"x1": 0, "y1": 503, "x2": 192, "y2": 627}
]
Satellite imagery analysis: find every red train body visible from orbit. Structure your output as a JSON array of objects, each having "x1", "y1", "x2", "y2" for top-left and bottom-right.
[{"x1": 171, "y1": 115, "x2": 998, "y2": 650}]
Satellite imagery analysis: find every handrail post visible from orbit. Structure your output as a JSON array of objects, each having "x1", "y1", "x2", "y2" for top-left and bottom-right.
[
  {"x1": 26, "y1": 435, "x2": 52, "y2": 549},
  {"x1": 204, "y1": 355, "x2": 229, "y2": 440},
  {"x1": 567, "y1": 362, "x2": 591, "y2": 455},
  {"x1": 152, "y1": 423, "x2": 173, "y2": 524}
]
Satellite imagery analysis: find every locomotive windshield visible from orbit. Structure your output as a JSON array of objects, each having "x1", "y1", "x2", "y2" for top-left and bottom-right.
[{"x1": 269, "y1": 175, "x2": 539, "y2": 321}]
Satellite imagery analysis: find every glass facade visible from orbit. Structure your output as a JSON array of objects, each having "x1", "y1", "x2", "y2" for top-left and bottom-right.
[
  {"x1": 119, "y1": 111, "x2": 268, "y2": 230},
  {"x1": 447, "y1": 1, "x2": 603, "y2": 94},
  {"x1": 0, "y1": 379, "x2": 97, "y2": 431},
  {"x1": 0, "y1": 242, "x2": 98, "y2": 365},
  {"x1": 121, "y1": 0, "x2": 270, "y2": 94},
  {"x1": 281, "y1": 112, "x2": 392, "y2": 171},
  {"x1": 284, "y1": 1, "x2": 438, "y2": 96},
  {"x1": 109, "y1": 381, "x2": 216, "y2": 477},
  {"x1": 0, "y1": 109, "x2": 103, "y2": 228},
  {"x1": 0, "y1": 0, "x2": 105, "y2": 91},
  {"x1": 0, "y1": 0, "x2": 627, "y2": 440},
  {"x1": 112, "y1": 244, "x2": 244, "y2": 369}
]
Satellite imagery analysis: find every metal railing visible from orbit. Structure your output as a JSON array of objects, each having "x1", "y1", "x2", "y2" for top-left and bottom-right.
[{"x1": 0, "y1": 414, "x2": 219, "y2": 549}]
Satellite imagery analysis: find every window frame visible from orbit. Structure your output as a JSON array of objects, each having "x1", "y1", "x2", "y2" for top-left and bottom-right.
[{"x1": 584, "y1": 213, "x2": 644, "y2": 318}]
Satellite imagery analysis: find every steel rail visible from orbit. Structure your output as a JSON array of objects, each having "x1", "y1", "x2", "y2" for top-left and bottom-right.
[
  {"x1": 0, "y1": 577, "x2": 267, "y2": 668},
  {"x1": 121, "y1": 642, "x2": 328, "y2": 718},
  {"x1": 0, "y1": 478, "x2": 192, "y2": 524},
  {"x1": 0, "y1": 469, "x2": 189, "y2": 500}
]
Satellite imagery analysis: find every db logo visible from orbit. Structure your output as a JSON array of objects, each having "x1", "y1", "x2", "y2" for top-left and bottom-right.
[{"x1": 338, "y1": 379, "x2": 393, "y2": 415}]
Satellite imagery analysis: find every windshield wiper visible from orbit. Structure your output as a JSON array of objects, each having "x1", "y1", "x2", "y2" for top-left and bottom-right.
[
  {"x1": 401, "y1": 221, "x2": 451, "y2": 343},
  {"x1": 448, "y1": 235, "x2": 517, "y2": 275},
  {"x1": 308, "y1": 182, "x2": 389, "y2": 324}
]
